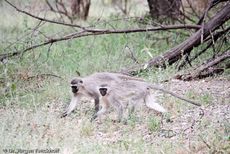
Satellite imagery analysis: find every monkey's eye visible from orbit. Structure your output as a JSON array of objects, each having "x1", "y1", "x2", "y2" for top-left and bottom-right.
[{"x1": 79, "y1": 80, "x2": 83, "y2": 84}]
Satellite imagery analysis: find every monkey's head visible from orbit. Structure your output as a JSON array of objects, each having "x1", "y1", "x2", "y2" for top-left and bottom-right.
[
  {"x1": 99, "y1": 87, "x2": 107, "y2": 96},
  {"x1": 98, "y1": 84, "x2": 110, "y2": 96},
  {"x1": 70, "y1": 78, "x2": 83, "y2": 93}
]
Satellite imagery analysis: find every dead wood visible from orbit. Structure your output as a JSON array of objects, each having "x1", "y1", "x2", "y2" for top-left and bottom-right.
[
  {"x1": 197, "y1": 0, "x2": 229, "y2": 25},
  {"x1": 1, "y1": 0, "x2": 202, "y2": 62},
  {"x1": 174, "y1": 50, "x2": 230, "y2": 81},
  {"x1": 177, "y1": 26, "x2": 230, "y2": 70},
  {"x1": 121, "y1": 3, "x2": 230, "y2": 75}
]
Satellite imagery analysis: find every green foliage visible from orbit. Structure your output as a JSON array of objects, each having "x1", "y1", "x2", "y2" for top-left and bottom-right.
[
  {"x1": 200, "y1": 93, "x2": 213, "y2": 105},
  {"x1": 147, "y1": 117, "x2": 160, "y2": 132},
  {"x1": 80, "y1": 121, "x2": 95, "y2": 137}
]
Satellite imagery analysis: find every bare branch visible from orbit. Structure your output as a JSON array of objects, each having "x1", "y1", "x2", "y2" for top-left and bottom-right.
[
  {"x1": 1, "y1": 0, "x2": 202, "y2": 61},
  {"x1": 121, "y1": 3, "x2": 230, "y2": 75},
  {"x1": 4, "y1": 0, "x2": 201, "y2": 32},
  {"x1": 178, "y1": 26, "x2": 230, "y2": 70},
  {"x1": 175, "y1": 50, "x2": 230, "y2": 81},
  {"x1": 5, "y1": 0, "x2": 84, "y2": 29},
  {"x1": 0, "y1": 23, "x2": 200, "y2": 61},
  {"x1": 1, "y1": 0, "x2": 202, "y2": 62},
  {"x1": 198, "y1": 0, "x2": 229, "y2": 25}
]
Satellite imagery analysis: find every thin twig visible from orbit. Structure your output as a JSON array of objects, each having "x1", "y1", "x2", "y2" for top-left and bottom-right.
[
  {"x1": 27, "y1": 73, "x2": 63, "y2": 80},
  {"x1": 5, "y1": 0, "x2": 84, "y2": 29},
  {"x1": 4, "y1": 0, "x2": 201, "y2": 32},
  {"x1": 2, "y1": 0, "x2": 201, "y2": 61},
  {"x1": 178, "y1": 27, "x2": 230, "y2": 70},
  {"x1": 0, "y1": 24, "x2": 201, "y2": 61}
]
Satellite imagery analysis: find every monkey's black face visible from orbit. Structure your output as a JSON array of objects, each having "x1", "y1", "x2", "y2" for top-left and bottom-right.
[
  {"x1": 99, "y1": 88, "x2": 107, "y2": 96},
  {"x1": 70, "y1": 78, "x2": 83, "y2": 93},
  {"x1": 71, "y1": 86, "x2": 79, "y2": 93}
]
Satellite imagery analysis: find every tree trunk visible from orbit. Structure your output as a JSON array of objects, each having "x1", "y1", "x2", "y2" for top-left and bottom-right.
[
  {"x1": 147, "y1": 0, "x2": 181, "y2": 22},
  {"x1": 71, "y1": 0, "x2": 90, "y2": 20}
]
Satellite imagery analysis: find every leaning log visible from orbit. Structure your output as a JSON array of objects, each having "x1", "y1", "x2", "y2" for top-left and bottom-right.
[
  {"x1": 174, "y1": 50, "x2": 230, "y2": 81},
  {"x1": 122, "y1": 3, "x2": 230, "y2": 75}
]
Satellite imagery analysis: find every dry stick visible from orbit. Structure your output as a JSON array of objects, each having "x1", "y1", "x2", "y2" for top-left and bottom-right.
[
  {"x1": 0, "y1": 28, "x2": 201, "y2": 62},
  {"x1": 5, "y1": 0, "x2": 84, "y2": 29},
  {"x1": 0, "y1": 23, "x2": 200, "y2": 61},
  {"x1": 2, "y1": 0, "x2": 201, "y2": 61},
  {"x1": 3, "y1": 20, "x2": 45, "y2": 52},
  {"x1": 146, "y1": 3, "x2": 230, "y2": 67},
  {"x1": 197, "y1": 0, "x2": 229, "y2": 25},
  {"x1": 3, "y1": 0, "x2": 211, "y2": 65},
  {"x1": 5, "y1": 0, "x2": 200, "y2": 32},
  {"x1": 178, "y1": 27, "x2": 230, "y2": 70},
  {"x1": 121, "y1": 3, "x2": 230, "y2": 75},
  {"x1": 193, "y1": 50, "x2": 230, "y2": 76},
  {"x1": 185, "y1": 0, "x2": 200, "y2": 19},
  {"x1": 27, "y1": 73, "x2": 63, "y2": 80},
  {"x1": 45, "y1": 0, "x2": 66, "y2": 22},
  {"x1": 180, "y1": 50, "x2": 230, "y2": 80}
]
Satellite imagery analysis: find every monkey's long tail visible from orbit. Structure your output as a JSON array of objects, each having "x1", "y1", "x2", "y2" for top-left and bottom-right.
[
  {"x1": 150, "y1": 85, "x2": 201, "y2": 106},
  {"x1": 145, "y1": 93, "x2": 167, "y2": 113}
]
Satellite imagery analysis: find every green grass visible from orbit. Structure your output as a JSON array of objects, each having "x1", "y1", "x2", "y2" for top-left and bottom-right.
[{"x1": 147, "y1": 117, "x2": 160, "y2": 132}]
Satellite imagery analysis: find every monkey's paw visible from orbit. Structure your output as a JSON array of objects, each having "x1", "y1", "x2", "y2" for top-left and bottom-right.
[{"x1": 60, "y1": 112, "x2": 67, "y2": 118}]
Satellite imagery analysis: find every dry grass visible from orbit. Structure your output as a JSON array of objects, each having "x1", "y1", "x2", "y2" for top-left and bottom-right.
[{"x1": 1, "y1": 78, "x2": 229, "y2": 154}]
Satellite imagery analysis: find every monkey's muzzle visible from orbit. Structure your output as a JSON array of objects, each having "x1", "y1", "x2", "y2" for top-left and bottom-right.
[{"x1": 71, "y1": 86, "x2": 79, "y2": 93}]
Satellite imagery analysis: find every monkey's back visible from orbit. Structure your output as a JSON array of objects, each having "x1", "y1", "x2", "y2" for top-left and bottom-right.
[
  {"x1": 111, "y1": 80, "x2": 149, "y2": 101},
  {"x1": 81, "y1": 72, "x2": 126, "y2": 96}
]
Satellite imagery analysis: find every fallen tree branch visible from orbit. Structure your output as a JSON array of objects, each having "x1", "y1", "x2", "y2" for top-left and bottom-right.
[
  {"x1": 27, "y1": 73, "x2": 63, "y2": 80},
  {"x1": 121, "y1": 3, "x2": 230, "y2": 75},
  {"x1": 1, "y1": 0, "x2": 202, "y2": 61},
  {"x1": 174, "y1": 50, "x2": 230, "y2": 81},
  {"x1": 0, "y1": 24, "x2": 201, "y2": 61},
  {"x1": 197, "y1": 0, "x2": 229, "y2": 25},
  {"x1": 177, "y1": 26, "x2": 230, "y2": 70}
]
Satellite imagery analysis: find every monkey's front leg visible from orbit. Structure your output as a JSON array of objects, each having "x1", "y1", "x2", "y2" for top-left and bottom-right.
[
  {"x1": 61, "y1": 95, "x2": 80, "y2": 118},
  {"x1": 114, "y1": 101, "x2": 124, "y2": 123},
  {"x1": 90, "y1": 97, "x2": 100, "y2": 120},
  {"x1": 90, "y1": 105, "x2": 108, "y2": 122},
  {"x1": 91, "y1": 98, "x2": 109, "y2": 122},
  {"x1": 94, "y1": 97, "x2": 100, "y2": 113}
]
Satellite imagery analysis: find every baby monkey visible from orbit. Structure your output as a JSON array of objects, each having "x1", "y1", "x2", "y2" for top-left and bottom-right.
[
  {"x1": 92, "y1": 85, "x2": 124, "y2": 122},
  {"x1": 92, "y1": 81, "x2": 167, "y2": 122},
  {"x1": 99, "y1": 87, "x2": 107, "y2": 97}
]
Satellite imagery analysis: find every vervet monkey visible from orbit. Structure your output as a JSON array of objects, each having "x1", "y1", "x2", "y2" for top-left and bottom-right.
[
  {"x1": 61, "y1": 72, "x2": 144, "y2": 118},
  {"x1": 93, "y1": 80, "x2": 201, "y2": 121},
  {"x1": 93, "y1": 86, "x2": 124, "y2": 122},
  {"x1": 92, "y1": 81, "x2": 167, "y2": 121}
]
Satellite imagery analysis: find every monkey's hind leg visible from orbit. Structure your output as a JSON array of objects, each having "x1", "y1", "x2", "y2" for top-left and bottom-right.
[
  {"x1": 114, "y1": 102, "x2": 124, "y2": 123},
  {"x1": 94, "y1": 97, "x2": 100, "y2": 113},
  {"x1": 145, "y1": 93, "x2": 167, "y2": 113}
]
